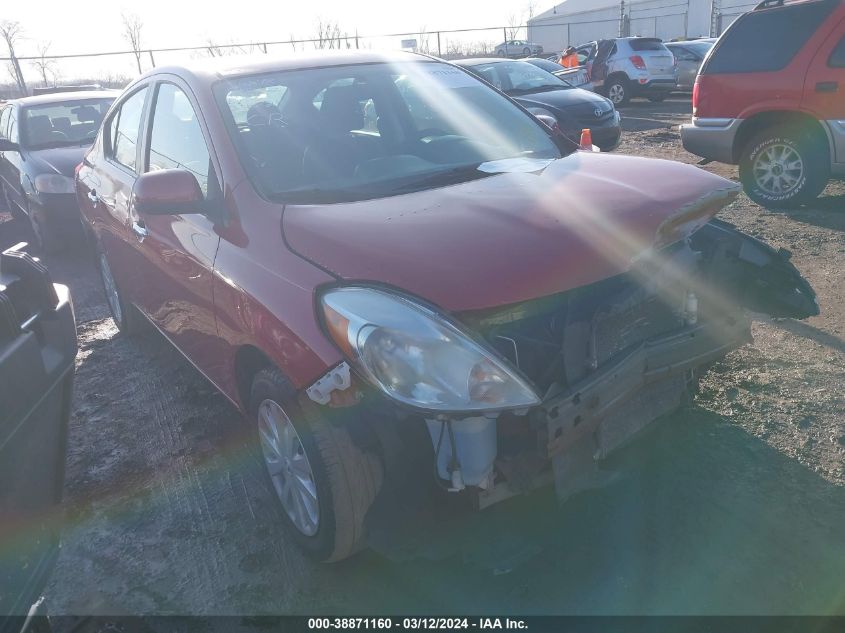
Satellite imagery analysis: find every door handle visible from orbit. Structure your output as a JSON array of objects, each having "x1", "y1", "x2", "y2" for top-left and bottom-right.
[
  {"x1": 131, "y1": 220, "x2": 149, "y2": 241},
  {"x1": 816, "y1": 81, "x2": 838, "y2": 93},
  {"x1": 87, "y1": 189, "x2": 99, "y2": 203}
]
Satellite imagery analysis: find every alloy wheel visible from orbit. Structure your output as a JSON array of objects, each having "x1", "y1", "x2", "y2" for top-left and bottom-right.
[
  {"x1": 753, "y1": 143, "x2": 804, "y2": 197},
  {"x1": 608, "y1": 83, "x2": 625, "y2": 105},
  {"x1": 258, "y1": 399, "x2": 320, "y2": 536}
]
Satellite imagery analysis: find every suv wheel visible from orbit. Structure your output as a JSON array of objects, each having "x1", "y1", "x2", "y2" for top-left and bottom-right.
[
  {"x1": 250, "y1": 368, "x2": 382, "y2": 563},
  {"x1": 97, "y1": 246, "x2": 146, "y2": 334},
  {"x1": 739, "y1": 127, "x2": 829, "y2": 209},
  {"x1": 605, "y1": 77, "x2": 630, "y2": 107}
]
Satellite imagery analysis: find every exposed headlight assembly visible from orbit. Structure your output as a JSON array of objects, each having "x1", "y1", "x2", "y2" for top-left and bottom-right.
[
  {"x1": 320, "y1": 287, "x2": 540, "y2": 413},
  {"x1": 34, "y1": 174, "x2": 75, "y2": 194}
]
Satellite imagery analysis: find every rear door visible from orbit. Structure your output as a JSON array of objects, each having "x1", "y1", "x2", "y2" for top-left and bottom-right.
[
  {"x1": 80, "y1": 85, "x2": 151, "y2": 301},
  {"x1": 131, "y1": 78, "x2": 222, "y2": 372},
  {"x1": 803, "y1": 21, "x2": 845, "y2": 163}
]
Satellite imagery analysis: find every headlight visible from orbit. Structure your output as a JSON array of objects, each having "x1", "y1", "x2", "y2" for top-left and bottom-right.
[
  {"x1": 34, "y1": 174, "x2": 75, "y2": 194},
  {"x1": 320, "y1": 287, "x2": 540, "y2": 412}
]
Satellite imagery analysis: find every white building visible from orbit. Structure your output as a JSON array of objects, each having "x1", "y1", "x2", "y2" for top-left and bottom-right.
[{"x1": 527, "y1": 0, "x2": 759, "y2": 52}]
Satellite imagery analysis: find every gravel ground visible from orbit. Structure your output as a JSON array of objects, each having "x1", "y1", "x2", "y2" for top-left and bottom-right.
[{"x1": 1, "y1": 96, "x2": 843, "y2": 619}]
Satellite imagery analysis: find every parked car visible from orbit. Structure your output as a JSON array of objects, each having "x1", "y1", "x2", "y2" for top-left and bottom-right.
[
  {"x1": 77, "y1": 50, "x2": 818, "y2": 563},
  {"x1": 457, "y1": 58, "x2": 621, "y2": 151},
  {"x1": 0, "y1": 243, "x2": 77, "y2": 630},
  {"x1": 524, "y1": 56, "x2": 594, "y2": 91},
  {"x1": 575, "y1": 37, "x2": 677, "y2": 106},
  {"x1": 494, "y1": 40, "x2": 544, "y2": 58},
  {"x1": 665, "y1": 39, "x2": 716, "y2": 91},
  {"x1": 0, "y1": 91, "x2": 116, "y2": 253},
  {"x1": 681, "y1": 0, "x2": 844, "y2": 208}
]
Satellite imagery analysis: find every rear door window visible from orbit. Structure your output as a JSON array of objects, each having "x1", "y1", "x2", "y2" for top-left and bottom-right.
[
  {"x1": 110, "y1": 88, "x2": 148, "y2": 172},
  {"x1": 703, "y1": 0, "x2": 838, "y2": 74}
]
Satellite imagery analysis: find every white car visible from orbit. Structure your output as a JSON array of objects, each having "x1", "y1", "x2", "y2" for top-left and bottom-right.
[
  {"x1": 575, "y1": 37, "x2": 677, "y2": 106},
  {"x1": 494, "y1": 40, "x2": 544, "y2": 58}
]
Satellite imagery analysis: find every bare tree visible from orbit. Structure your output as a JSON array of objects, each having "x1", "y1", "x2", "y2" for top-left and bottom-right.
[
  {"x1": 0, "y1": 21, "x2": 28, "y2": 96},
  {"x1": 313, "y1": 19, "x2": 352, "y2": 50},
  {"x1": 506, "y1": 13, "x2": 524, "y2": 41},
  {"x1": 31, "y1": 42, "x2": 58, "y2": 87},
  {"x1": 121, "y1": 11, "x2": 144, "y2": 74}
]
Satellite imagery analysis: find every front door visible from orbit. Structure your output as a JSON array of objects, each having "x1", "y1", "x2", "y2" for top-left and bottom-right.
[{"x1": 132, "y1": 79, "x2": 222, "y2": 375}]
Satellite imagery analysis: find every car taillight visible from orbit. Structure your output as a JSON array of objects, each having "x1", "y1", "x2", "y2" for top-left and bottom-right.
[
  {"x1": 692, "y1": 80, "x2": 700, "y2": 116},
  {"x1": 630, "y1": 55, "x2": 646, "y2": 70}
]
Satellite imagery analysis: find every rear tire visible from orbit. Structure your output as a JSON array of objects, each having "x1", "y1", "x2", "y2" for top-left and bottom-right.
[
  {"x1": 604, "y1": 76, "x2": 630, "y2": 107},
  {"x1": 250, "y1": 368, "x2": 382, "y2": 563},
  {"x1": 739, "y1": 126, "x2": 829, "y2": 209},
  {"x1": 96, "y1": 245, "x2": 146, "y2": 335},
  {"x1": 523, "y1": 47, "x2": 531, "y2": 57}
]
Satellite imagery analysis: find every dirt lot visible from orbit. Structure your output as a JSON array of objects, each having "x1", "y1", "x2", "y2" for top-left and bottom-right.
[{"x1": 1, "y1": 96, "x2": 843, "y2": 618}]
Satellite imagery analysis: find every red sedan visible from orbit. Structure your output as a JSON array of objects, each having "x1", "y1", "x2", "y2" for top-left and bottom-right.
[{"x1": 77, "y1": 51, "x2": 818, "y2": 562}]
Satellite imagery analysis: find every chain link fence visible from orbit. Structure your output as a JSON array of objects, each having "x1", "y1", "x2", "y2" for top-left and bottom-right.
[{"x1": 1, "y1": 0, "x2": 759, "y2": 98}]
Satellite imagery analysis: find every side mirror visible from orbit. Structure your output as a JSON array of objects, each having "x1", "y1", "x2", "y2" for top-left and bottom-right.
[
  {"x1": 132, "y1": 169, "x2": 204, "y2": 216},
  {"x1": 0, "y1": 139, "x2": 19, "y2": 152}
]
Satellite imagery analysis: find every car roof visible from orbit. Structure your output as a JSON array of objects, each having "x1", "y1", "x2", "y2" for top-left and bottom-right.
[
  {"x1": 11, "y1": 90, "x2": 119, "y2": 107},
  {"x1": 134, "y1": 49, "x2": 435, "y2": 88}
]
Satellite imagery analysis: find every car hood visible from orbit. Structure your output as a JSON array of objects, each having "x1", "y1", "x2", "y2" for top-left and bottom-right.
[
  {"x1": 282, "y1": 152, "x2": 740, "y2": 312},
  {"x1": 515, "y1": 88, "x2": 612, "y2": 114},
  {"x1": 25, "y1": 146, "x2": 88, "y2": 178}
]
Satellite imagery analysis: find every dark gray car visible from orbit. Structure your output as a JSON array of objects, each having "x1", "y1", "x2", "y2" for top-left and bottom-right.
[{"x1": 665, "y1": 40, "x2": 716, "y2": 91}]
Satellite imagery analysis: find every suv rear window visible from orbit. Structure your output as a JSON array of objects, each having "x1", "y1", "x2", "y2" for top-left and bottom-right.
[
  {"x1": 703, "y1": 0, "x2": 838, "y2": 74},
  {"x1": 629, "y1": 38, "x2": 665, "y2": 51}
]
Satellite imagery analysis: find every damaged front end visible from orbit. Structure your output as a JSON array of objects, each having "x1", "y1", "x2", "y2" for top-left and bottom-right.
[{"x1": 313, "y1": 219, "x2": 818, "y2": 507}]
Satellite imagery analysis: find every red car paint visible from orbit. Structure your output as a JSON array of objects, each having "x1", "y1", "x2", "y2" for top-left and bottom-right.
[
  {"x1": 76, "y1": 51, "x2": 739, "y2": 412},
  {"x1": 684, "y1": 0, "x2": 845, "y2": 168},
  {"x1": 283, "y1": 153, "x2": 736, "y2": 312}
]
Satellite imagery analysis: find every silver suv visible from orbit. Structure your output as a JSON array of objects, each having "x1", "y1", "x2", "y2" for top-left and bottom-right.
[{"x1": 575, "y1": 37, "x2": 677, "y2": 106}]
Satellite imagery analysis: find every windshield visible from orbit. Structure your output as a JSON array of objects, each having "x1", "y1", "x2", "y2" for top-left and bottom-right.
[
  {"x1": 216, "y1": 61, "x2": 564, "y2": 203},
  {"x1": 467, "y1": 61, "x2": 568, "y2": 95},
  {"x1": 20, "y1": 98, "x2": 112, "y2": 149}
]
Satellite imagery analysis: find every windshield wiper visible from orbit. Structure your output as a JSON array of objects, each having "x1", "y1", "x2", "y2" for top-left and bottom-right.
[{"x1": 387, "y1": 164, "x2": 490, "y2": 194}]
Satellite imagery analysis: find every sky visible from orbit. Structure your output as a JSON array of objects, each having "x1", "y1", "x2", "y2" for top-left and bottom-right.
[{"x1": 3, "y1": 0, "x2": 557, "y2": 82}]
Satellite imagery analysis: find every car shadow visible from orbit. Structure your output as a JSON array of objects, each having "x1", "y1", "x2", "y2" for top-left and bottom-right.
[
  {"x1": 771, "y1": 317, "x2": 845, "y2": 355},
  {"x1": 768, "y1": 193, "x2": 845, "y2": 231}
]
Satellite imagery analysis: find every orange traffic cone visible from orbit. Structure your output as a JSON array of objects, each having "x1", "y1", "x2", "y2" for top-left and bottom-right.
[{"x1": 579, "y1": 128, "x2": 593, "y2": 150}]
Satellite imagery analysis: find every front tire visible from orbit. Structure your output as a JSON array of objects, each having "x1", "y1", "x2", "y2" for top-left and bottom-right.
[
  {"x1": 739, "y1": 127, "x2": 829, "y2": 209},
  {"x1": 250, "y1": 368, "x2": 382, "y2": 562},
  {"x1": 29, "y1": 207, "x2": 62, "y2": 254},
  {"x1": 0, "y1": 182, "x2": 25, "y2": 221}
]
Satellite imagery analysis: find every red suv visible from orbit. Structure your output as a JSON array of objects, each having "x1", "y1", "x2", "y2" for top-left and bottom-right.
[
  {"x1": 77, "y1": 51, "x2": 817, "y2": 562},
  {"x1": 681, "y1": 0, "x2": 845, "y2": 208}
]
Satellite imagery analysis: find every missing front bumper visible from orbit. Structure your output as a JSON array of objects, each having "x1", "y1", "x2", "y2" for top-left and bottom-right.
[{"x1": 541, "y1": 315, "x2": 750, "y2": 497}]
